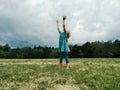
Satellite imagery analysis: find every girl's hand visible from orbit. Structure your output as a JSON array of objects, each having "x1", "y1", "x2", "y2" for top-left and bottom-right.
[{"x1": 63, "y1": 16, "x2": 67, "y2": 20}]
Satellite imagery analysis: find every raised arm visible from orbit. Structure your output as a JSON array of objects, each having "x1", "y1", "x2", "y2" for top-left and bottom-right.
[
  {"x1": 56, "y1": 20, "x2": 60, "y2": 33},
  {"x1": 63, "y1": 16, "x2": 67, "y2": 32}
]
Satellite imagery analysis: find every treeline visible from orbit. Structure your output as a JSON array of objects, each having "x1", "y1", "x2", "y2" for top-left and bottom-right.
[{"x1": 0, "y1": 40, "x2": 120, "y2": 58}]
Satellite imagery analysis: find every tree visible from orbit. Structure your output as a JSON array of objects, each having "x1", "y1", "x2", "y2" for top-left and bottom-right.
[
  {"x1": 3, "y1": 44, "x2": 10, "y2": 52},
  {"x1": 70, "y1": 44, "x2": 81, "y2": 58},
  {"x1": 49, "y1": 48, "x2": 59, "y2": 58},
  {"x1": 41, "y1": 47, "x2": 51, "y2": 58},
  {"x1": 9, "y1": 48, "x2": 23, "y2": 58},
  {"x1": 91, "y1": 41, "x2": 104, "y2": 58},
  {"x1": 111, "y1": 40, "x2": 120, "y2": 57},
  {"x1": 22, "y1": 46, "x2": 34, "y2": 58},
  {"x1": 82, "y1": 42, "x2": 93, "y2": 58}
]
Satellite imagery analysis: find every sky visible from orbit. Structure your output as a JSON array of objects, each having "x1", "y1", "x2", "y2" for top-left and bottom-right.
[{"x1": 0, "y1": 0, "x2": 120, "y2": 47}]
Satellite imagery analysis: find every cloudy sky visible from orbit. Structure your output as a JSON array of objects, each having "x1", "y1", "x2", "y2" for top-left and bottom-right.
[{"x1": 0, "y1": 0, "x2": 120, "y2": 47}]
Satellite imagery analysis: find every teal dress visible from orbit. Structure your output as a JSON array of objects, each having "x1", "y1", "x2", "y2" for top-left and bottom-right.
[{"x1": 59, "y1": 32, "x2": 70, "y2": 52}]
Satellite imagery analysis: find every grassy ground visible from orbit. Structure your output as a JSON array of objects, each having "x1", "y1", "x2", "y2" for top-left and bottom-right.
[{"x1": 0, "y1": 58, "x2": 120, "y2": 90}]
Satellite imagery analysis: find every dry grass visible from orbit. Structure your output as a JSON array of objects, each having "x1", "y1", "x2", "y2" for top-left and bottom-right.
[{"x1": 0, "y1": 58, "x2": 120, "y2": 90}]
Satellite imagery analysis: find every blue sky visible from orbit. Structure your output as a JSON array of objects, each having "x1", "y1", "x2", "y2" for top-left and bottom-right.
[{"x1": 0, "y1": 0, "x2": 120, "y2": 47}]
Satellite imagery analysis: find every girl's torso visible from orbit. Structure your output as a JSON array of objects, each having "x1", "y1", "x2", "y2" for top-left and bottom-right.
[{"x1": 59, "y1": 32, "x2": 70, "y2": 52}]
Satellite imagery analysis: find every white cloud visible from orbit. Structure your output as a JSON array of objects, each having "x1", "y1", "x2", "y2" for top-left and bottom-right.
[{"x1": 0, "y1": 0, "x2": 120, "y2": 47}]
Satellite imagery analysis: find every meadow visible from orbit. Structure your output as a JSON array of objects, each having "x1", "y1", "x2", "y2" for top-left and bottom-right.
[{"x1": 0, "y1": 58, "x2": 120, "y2": 90}]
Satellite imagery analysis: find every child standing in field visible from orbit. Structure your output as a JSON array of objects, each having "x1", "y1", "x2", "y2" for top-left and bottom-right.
[{"x1": 56, "y1": 16, "x2": 70, "y2": 69}]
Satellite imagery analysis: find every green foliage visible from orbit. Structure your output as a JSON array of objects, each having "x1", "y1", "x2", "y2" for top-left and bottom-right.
[
  {"x1": 0, "y1": 40, "x2": 120, "y2": 58},
  {"x1": 82, "y1": 42, "x2": 93, "y2": 58},
  {"x1": 69, "y1": 44, "x2": 81, "y2": 58},
  {"x1": 3, "y1": 44, "x2": 10, "y2": 52}
]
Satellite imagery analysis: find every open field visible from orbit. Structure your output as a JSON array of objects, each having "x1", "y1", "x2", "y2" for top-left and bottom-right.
[{"x1": 0, "y1": 58, "x2": 120, "y2": 90}]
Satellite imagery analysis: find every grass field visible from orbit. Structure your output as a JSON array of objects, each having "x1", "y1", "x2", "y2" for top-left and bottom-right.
[{"x1": 0, "y1": 58, "x2": 120, "y2": 90}]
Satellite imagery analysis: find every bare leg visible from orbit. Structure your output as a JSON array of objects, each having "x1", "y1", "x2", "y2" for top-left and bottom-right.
[
  {"x1": 66, "y1": 63, "x2": 70, "y2": 69},
  {"x1": 58, "y1": 63, "x2": 62, "y2": 68}
]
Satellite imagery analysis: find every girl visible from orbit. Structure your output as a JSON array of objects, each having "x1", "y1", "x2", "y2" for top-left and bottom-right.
[{"x1": 56, "y1": 16, "x2": 71, "y2": 69}]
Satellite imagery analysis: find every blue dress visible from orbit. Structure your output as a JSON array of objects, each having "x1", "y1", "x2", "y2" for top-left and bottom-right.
[{"x1": 59, "y1": 32, "x2": 70, "y2": 52}]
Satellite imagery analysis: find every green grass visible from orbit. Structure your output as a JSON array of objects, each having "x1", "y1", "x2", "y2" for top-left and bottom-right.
[{"x1": 0, "y1": 58, "x2": 120, "y2": 90}]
